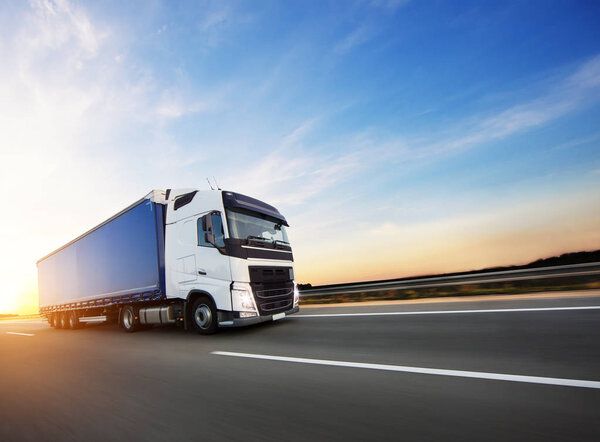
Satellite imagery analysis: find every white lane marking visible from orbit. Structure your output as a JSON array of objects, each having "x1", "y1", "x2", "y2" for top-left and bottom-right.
[
  {"x1": 294, "y1": 305, "x2": 600, "y2": 318},
  {"x1": 212, "y1": 351, "x2": 600, "y2": 390},
  {"x1": 6, "y1": 332, "x2": 35, "y2": 337}
]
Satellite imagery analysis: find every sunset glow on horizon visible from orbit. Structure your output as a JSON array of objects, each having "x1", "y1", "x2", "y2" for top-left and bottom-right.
[{"x1": 1, "y1": 0, "x2": 600, "y2": 314}]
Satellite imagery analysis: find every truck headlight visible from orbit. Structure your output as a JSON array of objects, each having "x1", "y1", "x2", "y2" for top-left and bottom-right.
[
  {"x1": 293, "y1": 282, "x2": 300, "y2": 307},
  {"x1": 232, "y1": 282, "x2": 258, "y2": 316}
]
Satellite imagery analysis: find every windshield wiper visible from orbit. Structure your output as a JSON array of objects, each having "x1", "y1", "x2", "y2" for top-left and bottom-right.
[{"x1": 275, "y1": 240, "x2": 290, "y2": 247}]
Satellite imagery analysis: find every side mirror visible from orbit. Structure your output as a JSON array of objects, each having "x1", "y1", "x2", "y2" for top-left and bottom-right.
[{"x1": 202, "y1": 213, "x2": 216, "y2": 246}]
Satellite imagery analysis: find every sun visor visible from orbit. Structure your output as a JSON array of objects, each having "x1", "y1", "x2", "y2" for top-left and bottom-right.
[{"x1": 222, "y1": 191, "x2": 289, "y2": 226}]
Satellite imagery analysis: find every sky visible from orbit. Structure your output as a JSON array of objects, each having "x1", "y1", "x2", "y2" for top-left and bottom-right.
[{"x1": 1, "y1": 0, "x2": 599, "y2": 314}]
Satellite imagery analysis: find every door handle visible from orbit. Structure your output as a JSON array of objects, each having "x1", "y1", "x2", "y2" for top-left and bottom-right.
[{"x1": 198, "y1": 269, "x2": 207, "y2": 275}]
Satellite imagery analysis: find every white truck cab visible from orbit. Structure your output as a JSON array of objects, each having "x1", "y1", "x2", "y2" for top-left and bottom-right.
[{"x1": 164, "y1": 189, "x2": 299, "y2": 331}]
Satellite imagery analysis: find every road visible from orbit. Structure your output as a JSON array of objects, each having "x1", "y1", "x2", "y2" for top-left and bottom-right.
[{"x1": 1, "y1": 292, "x2": 600, "y2": 441}]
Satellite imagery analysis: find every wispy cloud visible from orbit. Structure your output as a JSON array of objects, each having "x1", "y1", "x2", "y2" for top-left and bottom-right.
[
  {"x1": 408, "y1": 55, "x2": 600, "y2": 156},
  {"x1": 1, "y1": 0, "x2": 599, "y2": 310},
  {"x1": 0, "y1": 0, "x2": 234, "y2": 311},
  {"x1": 334, "y1": 25, "x2": 373, "y2": 55},
  {"x1": 368, "y1": 0, "x2": 411, "y2": 11},
  {"x1": 227, "y1": 150, "x2": 365, "y2": 207},
  {"x1": 196, "y1": 4, "x2": 254, "y2": 48},
  {"x1": 227, "y1": 52, "x2": 600, "y2": 215},
  {"x1": 199, "y1": 7, "x2": 232, "y2": 31},
  {"x1": 281, "y1": 119, "x2": 318, "y2": 147},
  {"x1": 23, "y1": 0, "x2": 104, "y2": 61},
  {"x1": 224, "y1": 121, "x2": 369, "y2": 207}
]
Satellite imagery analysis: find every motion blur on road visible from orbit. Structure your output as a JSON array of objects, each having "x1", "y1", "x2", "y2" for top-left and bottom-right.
[{"x1": 1, "y1": 291, "x2": 600, "y2": 441}]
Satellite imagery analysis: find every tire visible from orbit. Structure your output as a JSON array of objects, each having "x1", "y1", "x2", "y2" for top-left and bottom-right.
[
  {"x1": 68, "y1": 311, "x2": 80, "y2": 329},
  {"x1": 190, "y1": 296, "x2": 218, "y2": 335},
  {"x1": 59, "y1": 312, "x2": 68, "y2": 329},
  {"x1": 60, "y1": 312, "x2": 70, "y2": 330},
  {"x1": 120, "y1": 306, "x2": 138, "y2": 333},
  {"x1": 50, "y1": 314, "x2": 59, "y2": 328}
]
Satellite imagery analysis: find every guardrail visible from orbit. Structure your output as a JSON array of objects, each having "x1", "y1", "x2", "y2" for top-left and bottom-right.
[{"x1": 300, "y1": 262, "x2": 600, "y2": 298}]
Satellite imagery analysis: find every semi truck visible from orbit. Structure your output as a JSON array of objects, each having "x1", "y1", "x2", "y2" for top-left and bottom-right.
[{"x1": 37, "y1": 189, "x2": 299, "y2": 334}]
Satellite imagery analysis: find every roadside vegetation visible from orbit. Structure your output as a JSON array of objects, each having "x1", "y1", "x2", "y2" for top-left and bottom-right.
[{"x1": 299, "y1": 250, "x2": 600, "y2": 305}]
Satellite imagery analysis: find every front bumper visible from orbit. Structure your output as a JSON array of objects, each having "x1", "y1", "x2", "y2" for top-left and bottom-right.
[{"x1": 219, "y1": 306, "x2": 299, "y2": 327}]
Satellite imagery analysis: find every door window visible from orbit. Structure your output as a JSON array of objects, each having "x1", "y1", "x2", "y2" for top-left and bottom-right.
[
  {"x1": 197, "y1": 212, "x2": 225, "y2": 248},
  {"x1": 211, "y1": 213, "x2": 225, "y2": 247}
]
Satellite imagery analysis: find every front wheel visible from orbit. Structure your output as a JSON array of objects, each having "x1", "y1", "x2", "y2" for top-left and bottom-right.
[{"x1": 190, "y1": 297, "x2": 218, "y2": 335}]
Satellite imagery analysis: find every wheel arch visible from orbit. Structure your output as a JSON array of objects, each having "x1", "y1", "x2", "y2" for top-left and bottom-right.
[{"x1": 186, "y1": 289, "x2": 216, "y2": 306}]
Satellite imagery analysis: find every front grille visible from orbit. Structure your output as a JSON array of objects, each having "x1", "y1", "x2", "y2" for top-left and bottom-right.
[
  {"x1": 254, "y1": 286, "x2": 293, "y2": 299},
  {"x1": 249, "y1": 266, "x2": 294, "y2": 316}
]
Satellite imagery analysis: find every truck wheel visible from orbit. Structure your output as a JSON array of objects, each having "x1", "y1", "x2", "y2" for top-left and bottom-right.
[
  {"x1": 68, "y1": 311, "x2": 80, "y2": 329},
  {"x1": 121, "y1": 306, "x2": 138, "y2": 333},
  {"x1": 190, "y1": 296, "x2": 218, "y2": 335},
  {"x1": 59, "y1": 312, "x2": 68, "y2": 329}
]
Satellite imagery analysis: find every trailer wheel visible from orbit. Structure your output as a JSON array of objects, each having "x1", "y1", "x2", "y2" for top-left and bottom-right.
[
  {"x1": 190, "y1": 296, "x2": 218, "y2": 335},
  {"x1": 121, "y1": 306, "x2": 138, "y2": 333},
  {"x1": 51, "y1": 314, "x2": 59, "y2": 328},
  {"x1": 68, "y1": 311, "x2": 80, "y2": 329},
  {"x1": 59, "y1": 312, "x2": 68, "y2": 329}
]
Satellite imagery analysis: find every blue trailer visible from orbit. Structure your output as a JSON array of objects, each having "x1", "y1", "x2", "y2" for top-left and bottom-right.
[{"x1": 38, "y1": 193, "x2": 166, "y2": 319}]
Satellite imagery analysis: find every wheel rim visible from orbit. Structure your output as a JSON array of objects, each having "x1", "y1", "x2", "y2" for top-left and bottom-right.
[
  {"x1": 123, "y1": 310, "x2": 133, "y2": 329},
  {"x1": 194, "y1": 304, "x2": 212, "y2": 329}
]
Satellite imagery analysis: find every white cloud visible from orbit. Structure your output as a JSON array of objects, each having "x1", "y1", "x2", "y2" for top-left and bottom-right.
[
  {"x1": 196, "y1": 5, "x2": 253, "y2": 48},
  {"x1": 223, "y1": 120, "x2": 372, "y2": 208},
  {"x1": 1, "y1": 1, "x2": 599, "y2": 310},
  {"x1": 154, "y1": 85, "x2": 229, "y2": 121},
  {"x1": 368, "y1": 0, "x2": 411, "y2": 11},
  {"x1": 408, "y1": 54, "x2": 600, "y2": 156},
  {"x1": 225, "y1": 149, "x2": 365, "y2": 207},
  {"x1": 567, "y1": 55, "x2": 600, "y2": 88},
  {"x1": 22, "y1": 0, "x2": 104, "y2": 64},
  {"x1": 199, "y1": 7, "x2": 232, "y2": 32},
  {"x1": 281, "y1": 119, "x2": 317, "y2": 147},
  {"x1": 334, "y1": 26, "x2": 373, "y2": 55},
  {"x1": 0, "y1": 0, "x2": 225, "y2": 312}
]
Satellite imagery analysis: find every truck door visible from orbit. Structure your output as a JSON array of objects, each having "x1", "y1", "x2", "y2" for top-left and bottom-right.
[{"x1": 169, "y1": 210, "x2": 232, "y2": 311}]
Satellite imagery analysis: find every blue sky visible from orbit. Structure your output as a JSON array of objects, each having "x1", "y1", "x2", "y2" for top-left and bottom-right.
[{"x1": 1, "y1": 0, "x2": 600, "y2": 312}]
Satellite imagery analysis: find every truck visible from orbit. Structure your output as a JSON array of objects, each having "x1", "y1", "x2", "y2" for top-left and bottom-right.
[{"x1": 37, "y1": 189, "x2": 299, "y2": 334}]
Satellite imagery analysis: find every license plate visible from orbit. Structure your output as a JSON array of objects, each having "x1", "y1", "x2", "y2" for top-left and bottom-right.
[{"x1": 272, "y1": 313, "x2": 285, "y2": 321}]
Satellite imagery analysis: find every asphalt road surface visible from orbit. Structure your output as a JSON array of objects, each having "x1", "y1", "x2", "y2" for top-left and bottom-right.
[{"x1": 2, "y1": 292, "x2": 600, "y2": 441}]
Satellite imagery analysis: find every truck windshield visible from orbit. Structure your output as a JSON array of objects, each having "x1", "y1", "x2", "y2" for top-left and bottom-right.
[{"x1": 226, "y1": 209, "x2": 289, "y2": 244}]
